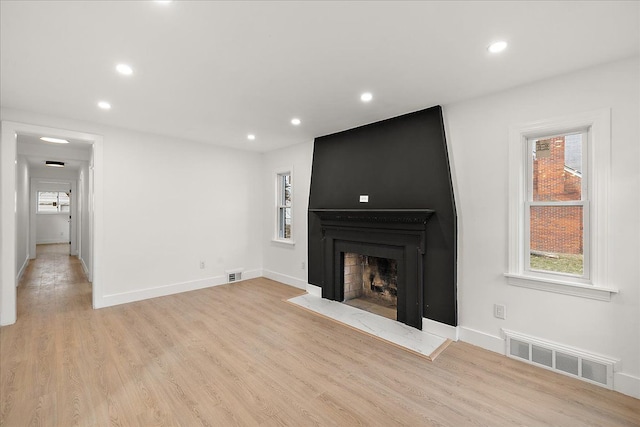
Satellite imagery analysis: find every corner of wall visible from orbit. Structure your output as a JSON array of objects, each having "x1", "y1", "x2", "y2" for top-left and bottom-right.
[
  {"x1": 94, "y1": 268, "x2": 264, "y2": 309},
  {"x1": 458, "y1": 326, "x2": 505, "y2": 354},
  {"x1": 262, "y1": 269, "x2": 308, "y2": 290},
  {"x1": 16, "y1": 257, "x2": 29, "y2": 284},
  {"x1": 423, "y1": 318, "x2": 459, "y2": 341},
  {"x1": 613, "y1": 372, "x2": 640, "y2": 399}
]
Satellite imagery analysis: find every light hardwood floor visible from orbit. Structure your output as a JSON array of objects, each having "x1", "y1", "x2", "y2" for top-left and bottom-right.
[{"x1": 1, "y1": 244, "x2": 638, "y2": 426}]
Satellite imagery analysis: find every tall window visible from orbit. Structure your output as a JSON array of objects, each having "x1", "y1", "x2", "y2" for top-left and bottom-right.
[
  {"x1": 507, "y1": 109, "x2": 614, "y2": 300},
  {"x1": 526, "y1": 132, "x2": 588, "y2": 278},
  {"x1": 37, "y1": 191, "x2": 70, "y2": 213},
  {"x1": 276, "y1": 172, "x2": 292, "y2": 240}
]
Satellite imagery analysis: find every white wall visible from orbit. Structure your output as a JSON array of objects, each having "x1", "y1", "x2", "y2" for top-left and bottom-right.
[
  {"x1": 1, "y1": 109, "x2": 263, "y2": 309},
  {"x1": 78, "y1": 162, "x2": 92, "y2": 279},
  {"x1": 36, "y1": 213, "x2": 69, "y2": 244},
  {"x1": 444, "y1": 57, "x2": 639, "y2": 396},
  {"x1": 0, "y1": 121, "x2": 17, "y2": 324},
  {"x1": 261, "y1": 141, "x2": 314, "y2": 289},
  {"x1": 15, "y1": 155, "x2": 29, "y2": 280},
  {"x1": 99, "y1": 127, "x2": 263, "y2": 302},
  {"x1": 30, "y1": 166, "x2": 79, "y2": 180}
]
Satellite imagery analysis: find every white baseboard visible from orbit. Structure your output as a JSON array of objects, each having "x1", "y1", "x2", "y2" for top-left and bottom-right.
[
  {"x1": 458, "y1": 326, "x2": 505, "y2": 354},
  {"x1": 422, "y1": 318, "x2": 459, "y2": 341},
  {"x1": 614, "y1": 372, "x2": 640, "y2": 399},
  {"x1": 37, "y1": 238, "x2": 69, "y2": 245},
  {"x1": 95, "y1": 268, "x2": 262, "y2": 309},
  {"x1": 262, "y1": 269, "x2": 308, "y2": 290},
  {"x1": 240, "y1": 268, "x2": 262, "y2": 282},
  {"x1": 80, "y1": 257, "x2": 90, "y2": 280},
  {"x1": 461, "y1": 327, "x2": 640, "y2": 399},
  {"x1": 16, "y1": 256, "x2": 30, "y2": 285},
  {"x1": 306, "y1": 283, "x2": 322, "y2": 297}
]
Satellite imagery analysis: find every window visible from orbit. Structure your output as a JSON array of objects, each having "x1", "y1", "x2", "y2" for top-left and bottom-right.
[
  {"x1": 506, "y1": 109, "x2": 616, "y2": 300},
  {"x1": 37, "y1": 191, "x2": 70, "y2": 213},
  {"x1": 526, "y1": 132, "x2": 588, "y2": 278},
  {"x1": 276, "y1": 171, "x2": 292, "y2": 241}
]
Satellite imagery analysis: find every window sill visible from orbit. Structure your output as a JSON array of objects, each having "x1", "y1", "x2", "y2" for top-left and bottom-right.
[
  {"x1": 504, "y1": 273, "x2": 618, "y2": 301},
  {"x1": 271, "y1": 239, "x2": 295, "y2": 246}
]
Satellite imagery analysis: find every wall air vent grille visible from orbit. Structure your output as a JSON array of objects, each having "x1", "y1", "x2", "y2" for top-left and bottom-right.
[
  {"x1": 228, "y1": 272, "x2": 241, "y2": 283},
  {"x1": 503, "y1": 330, "x2": 616, "y2": 389}
]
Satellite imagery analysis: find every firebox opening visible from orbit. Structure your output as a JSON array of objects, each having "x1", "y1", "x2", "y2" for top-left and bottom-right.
[{"x1": 343, "y1": 252, "x2": 398, "y2": 321}]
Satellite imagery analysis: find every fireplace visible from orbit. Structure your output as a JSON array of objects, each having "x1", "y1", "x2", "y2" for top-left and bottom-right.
[
  {"x1": 311, "y1": 209, "x2": 433, "y2": 329},
  {"x1": 343, "y1": 253, "x2": 398, "y2": 320}
]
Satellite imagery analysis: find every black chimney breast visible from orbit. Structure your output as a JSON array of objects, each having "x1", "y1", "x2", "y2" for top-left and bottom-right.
[{"x1": 308, "y1": 106, "x2": 457, "y2": 326}]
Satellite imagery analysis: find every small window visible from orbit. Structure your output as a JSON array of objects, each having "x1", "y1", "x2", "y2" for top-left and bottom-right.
[
  {"x1": 276, "y1": 172, "x2": 292, "y2": 240},
  {"x1": 37, "y1": 191, "x2": 70, "y2": 213},
  {"x1": 526, "y1": 132, "x2": 588, "y2": 278}
]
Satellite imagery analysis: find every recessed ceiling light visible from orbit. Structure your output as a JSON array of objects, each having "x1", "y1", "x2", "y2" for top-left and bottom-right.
[
  {"x1": 247, "y1": 134, "x2": 256, "y2": 140},
  {"x1": 97, "y1": 101, "x2": 111, "y2": 110},
  {"x1": 45, "y1": 160, "x2": 65, "y2": 168},
  {"x1": 155, "y1": 0, "x2": 172, "y2": 4},
  {"x1": 40, "y1": 137, "x2": 69, "y2": 144},
  {"x1": 360, "y1": 92, "x2": 373, "y2": 102},
  {"x1": 488, "y1": 41, "x2": 508, "y2": 53},
  {"x1": 291, "y1": 118, "x2": 301, "y2": 126},
  {"x1": 116, "y1": 63, "x2": 133, "y2": 75}
]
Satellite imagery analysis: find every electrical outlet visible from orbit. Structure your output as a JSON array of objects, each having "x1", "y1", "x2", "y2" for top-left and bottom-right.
[
  {"x1": 301, "y1": 261, "x2": 305, "y2": 270},
  {"x1": 494, "y1": 304, "x2": 506, "y2": 320},
  {"x1": 199, "y1": 261, "x2": 205, "y2": 269}
]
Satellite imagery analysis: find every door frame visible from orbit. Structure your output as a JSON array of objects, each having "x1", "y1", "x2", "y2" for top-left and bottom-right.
[
  {"x1": 1, "y1": 120, "x2": 104, "y2": 325},
  {"x1": 30, "y1": 179, "x2": 78, "y2": 256}
]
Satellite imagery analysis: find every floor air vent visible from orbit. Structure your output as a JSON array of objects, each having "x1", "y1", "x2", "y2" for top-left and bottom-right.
[
  {"x1": 503, "y1": 330, "x2": 616, "y2": 389},
  {"x1": 228, "y1": 272, "x2": 242, "y2": 283}
]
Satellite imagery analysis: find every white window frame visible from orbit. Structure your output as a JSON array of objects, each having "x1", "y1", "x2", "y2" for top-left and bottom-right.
[
  {"x1": 273, "y1": 168, "x2": 294, "y2": 245},
  {"x1": 524, "y1": 131, "x2": 589, "y2": 280},
  {"x1": 37, "y1": 190, "x2": 70, "y2": 214},
  {"x1": 505, "y1": 109, "x2": 617, "y2": 301}
]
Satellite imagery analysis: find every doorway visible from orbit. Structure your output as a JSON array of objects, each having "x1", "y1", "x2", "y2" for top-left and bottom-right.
[
  {"x1": 1, "y1": 120, "x2": 103, "y2": 326},
  {"x1": 31, "y1": 181, "x2": 76, "y2": 257}
]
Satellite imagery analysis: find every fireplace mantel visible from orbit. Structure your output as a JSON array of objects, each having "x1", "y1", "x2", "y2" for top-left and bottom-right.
[
  {"x1": 311, "y1": 208, "x2": 435, "y2": 329},
  {"x1": 309, "y1": 209, "x2": 434, "y2": 227},
  {"x1": 308, "y1": 107, "x2": 457, "y2": 327}
]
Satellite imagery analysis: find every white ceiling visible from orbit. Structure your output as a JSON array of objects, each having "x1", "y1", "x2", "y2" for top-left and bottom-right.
[
  {"x1": 1, "y1": 1, "x2": 638, "y2": 152},
  {"x1": 17, "y1": 134, "x2": 91, "y2": 172}
]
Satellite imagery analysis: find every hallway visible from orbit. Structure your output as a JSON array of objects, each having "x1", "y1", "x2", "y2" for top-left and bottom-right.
[
  {"x1": 1, "y1": 243, "x2": 94, "y2": 425},
  {"x1": 18, "y1": 243, "x2": 91, "y2": 316}
]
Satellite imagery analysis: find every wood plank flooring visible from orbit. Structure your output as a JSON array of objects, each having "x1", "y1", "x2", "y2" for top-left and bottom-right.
[{"x1": 1, "y1": 244, "x2": 638, "y2": 426}]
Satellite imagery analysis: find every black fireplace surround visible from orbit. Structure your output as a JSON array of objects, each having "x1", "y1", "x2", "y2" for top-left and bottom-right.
[
  {"x1": 308, "y1": 106, "x2": 457, "y2": 328},
  {"x1": 312, "y1": 209, "x2": 433, "y2": 329}
]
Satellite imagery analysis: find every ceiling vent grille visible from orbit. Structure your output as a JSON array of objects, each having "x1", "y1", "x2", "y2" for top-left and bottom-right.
[{"x1": 503, "y1": 329, "x2": 616, "y2": 389}]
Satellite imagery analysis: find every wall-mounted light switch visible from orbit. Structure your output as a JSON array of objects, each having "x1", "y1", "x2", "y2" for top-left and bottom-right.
[{"x1": 359, "y1": 195, "x2": 369, "y2": 203}]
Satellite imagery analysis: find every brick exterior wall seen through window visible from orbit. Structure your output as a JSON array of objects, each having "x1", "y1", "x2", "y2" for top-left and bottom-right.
[{"x1": 530, "y1": 136, "x2": 583, "y2": 255}]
